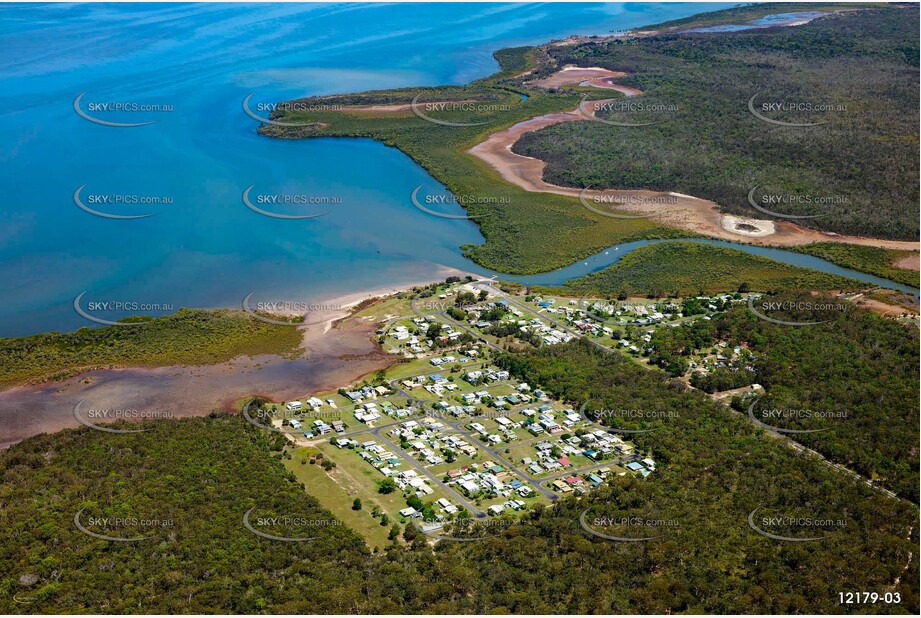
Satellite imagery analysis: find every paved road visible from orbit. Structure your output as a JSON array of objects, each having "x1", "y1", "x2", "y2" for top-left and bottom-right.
[
  {"x1": 414, "y1": 396, "x2": 637, "y2": 501},
  {"x1": 734, "y1": 407, "x2": 900, "y2": 500},
  {"x1": 369, "y1": 425, "x2": 486, "y2": 517},
  {"x1": 428, "y1": 405, "x2": 559, "y2": 501},
  {"x1": 540, "y1": 456, "x2": 639, "y2": 483},
  {"x1": 471, "y1": 281, "x2": 904, "y2": 503},
  {"x1": 390, "y1": 287, "x2": 905, "y2": 505},
  {"x1": 409, "y1": 297, "x2": 504, "y2": 353},
  {"x1": 473, "y1": 281, "x2": 617, "y2": 354},
  {"x1": 392, "y1": 296, "x2": 643, "y2": 501}
]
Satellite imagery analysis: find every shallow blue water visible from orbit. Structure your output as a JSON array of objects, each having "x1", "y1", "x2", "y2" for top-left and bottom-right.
[
  {"x1": 750, "y1": 11, "x2": 826, "y2": 26},
  {"x1": 684, "y1": 10, "x2": 827, "y2": 32},
  {"x1": 1, "y1": 1, "x2": 736, "y2": 337},
  {"x1": 0, "y1": 3, "x2": 912, "y2": 338}
]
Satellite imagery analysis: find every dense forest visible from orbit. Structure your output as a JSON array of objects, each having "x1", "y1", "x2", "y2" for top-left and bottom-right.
[
  {"x1": 1, "y1": 339, "x2": 917, "y2": 613},
  {"x1": 261, "y1": 4, "x2": 920, "y2": 283},
  {"x1": 0, "y1": 309, "x2": 303, "y2": 389},
  {"x1": 1, "y1": 5, "x2": 917, "y2": 614},
  {"x1": 641, "y1": 291, "x2": 919, "y2": 501},
  {"x1": 559, "y1": 241, "x2": 865, "y2": 297},
  {"x1": 514, "y1": 6, "x2": 919, "y2": 240}
]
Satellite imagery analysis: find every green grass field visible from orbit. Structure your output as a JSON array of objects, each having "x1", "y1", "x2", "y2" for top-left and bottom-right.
[{"x1": 284, "y1": 445, "x2": 395, "y2": 549}]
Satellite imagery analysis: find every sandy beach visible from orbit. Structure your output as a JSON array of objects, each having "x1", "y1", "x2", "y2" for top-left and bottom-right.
[{"x1": 0, "y1": 271, "x2": 469, "y2": 449}]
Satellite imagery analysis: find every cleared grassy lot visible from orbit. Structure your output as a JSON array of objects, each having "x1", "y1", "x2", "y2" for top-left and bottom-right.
[{"x1": 284, "y1": 446, "x2": 395, "y2": 549}]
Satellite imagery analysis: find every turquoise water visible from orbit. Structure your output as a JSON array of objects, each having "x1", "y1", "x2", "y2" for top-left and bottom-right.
[
  {"x1": 0, "y1": 3, "x2": 911, "y2": 338},
  {"x1": 1, "y1": 1, "x2": 734, "y2": 337}
]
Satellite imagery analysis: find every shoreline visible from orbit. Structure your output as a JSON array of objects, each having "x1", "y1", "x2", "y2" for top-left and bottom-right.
[
  {"x1": 5, "y1": 6, "x2": 918, "y2": 447},
  {"x1": 0, "y1": 268, "x2": 480, "y2": 449}
]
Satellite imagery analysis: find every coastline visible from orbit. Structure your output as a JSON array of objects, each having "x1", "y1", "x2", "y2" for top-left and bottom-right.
[
  {"x1": 0, "y1": 269, "x2": 473, "y2": 449},
  {"x1": 5, "y1": 5, "x2": 918, "y2": 447}
]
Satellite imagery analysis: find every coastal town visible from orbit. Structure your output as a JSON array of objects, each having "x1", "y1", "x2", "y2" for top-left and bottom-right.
[
  {"x1": 2, "y1": 2, "x2": 917, "y2": 613},
  {"x1": 250, "y1": 277, "x2": 771, "y2": 544},
  {"x1": 247, "y1": 272, "x2": 916, "y2": 547}
]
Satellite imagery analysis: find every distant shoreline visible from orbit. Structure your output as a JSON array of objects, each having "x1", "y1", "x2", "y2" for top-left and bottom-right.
[{"x1": 0, "y1": 269, "x2": 483, "y2": 449}]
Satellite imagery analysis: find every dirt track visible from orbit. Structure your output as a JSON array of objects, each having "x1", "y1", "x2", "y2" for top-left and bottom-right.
[
  {"x1": 468, "y1": 67, "x2": 920, "y2": 253},
  {"x1": 895, "y1": 253, "x2": 920, "y2": 271}
]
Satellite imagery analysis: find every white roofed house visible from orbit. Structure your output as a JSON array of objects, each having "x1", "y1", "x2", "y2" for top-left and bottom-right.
[{"x1": 460, "y1": 480, "x2": 480, "y2": 495}]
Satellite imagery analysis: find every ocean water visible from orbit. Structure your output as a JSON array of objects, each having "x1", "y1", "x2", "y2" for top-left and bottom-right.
[{"x1": 0, "y1": 1, "x2": 753, "y2": 337}]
